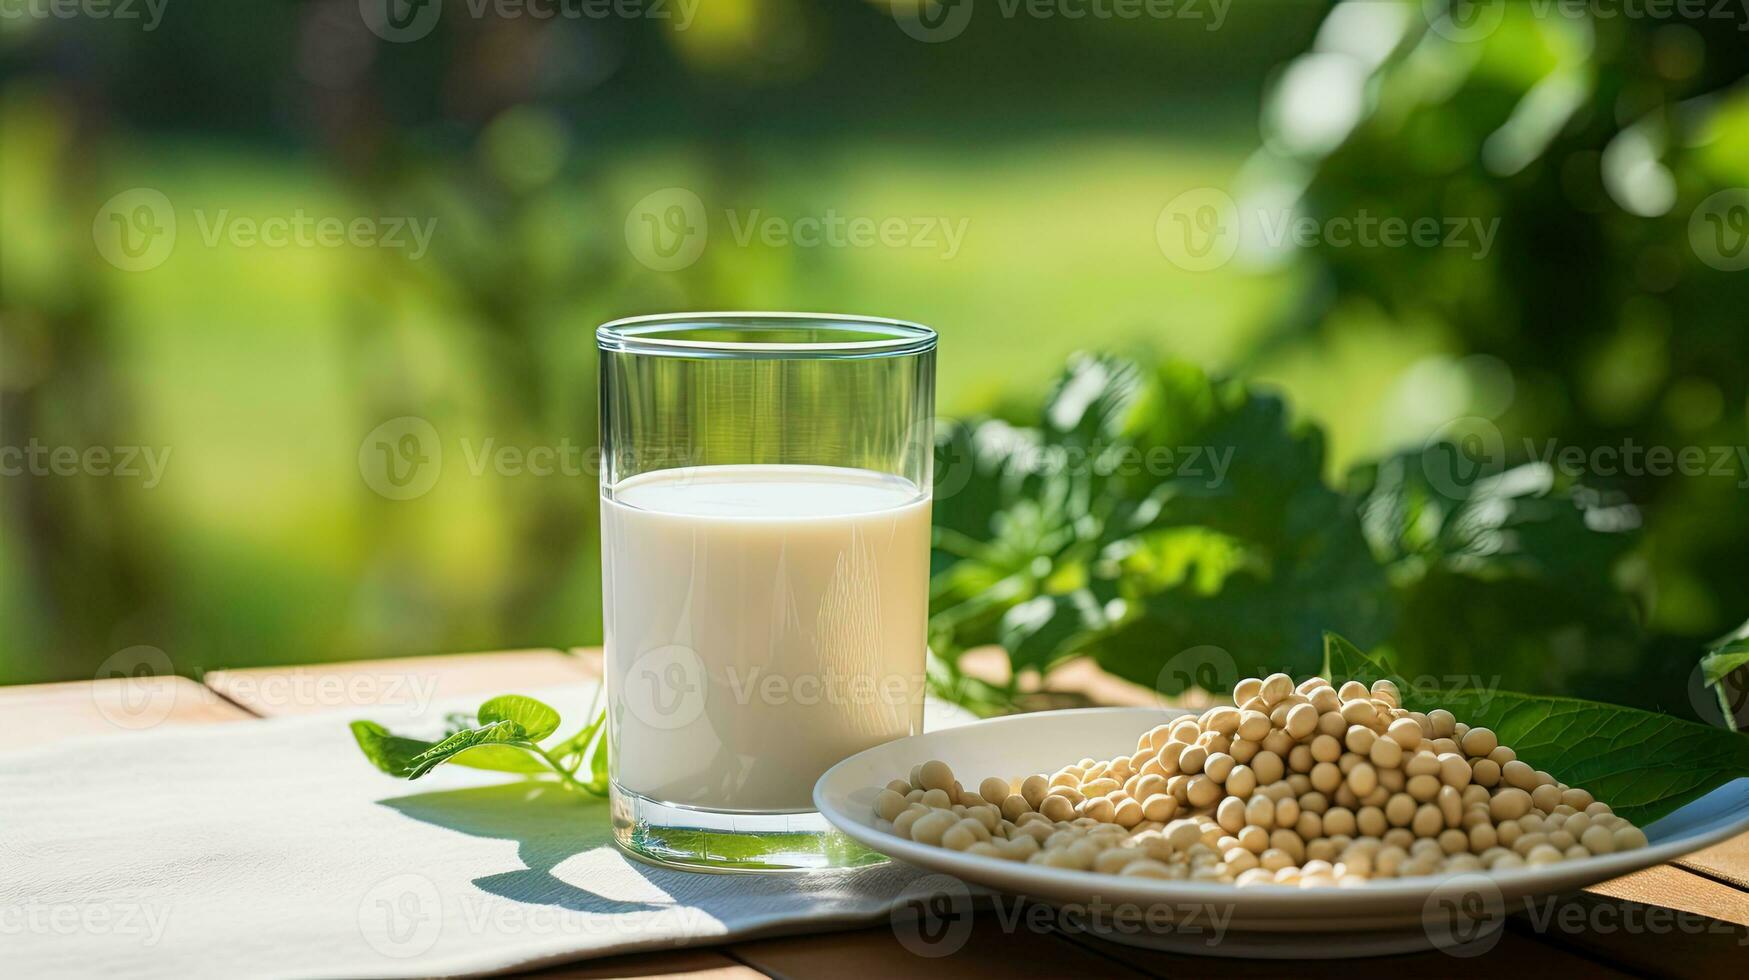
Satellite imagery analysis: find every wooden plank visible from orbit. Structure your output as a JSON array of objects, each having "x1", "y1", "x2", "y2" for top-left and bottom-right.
[
  {"x1": 1675, "y1": 830, "x2": 1749, "y2": 890},
  {"x1": 1585, "y1": 863, "x2": 1749, "y2": 927},
  {"x1": 518, "y1": 948, "x2": 761, "y2": 979},
  {"x1": 729, "y1": 920, "x2": 1146, "y2": 979},
  {"x1": 204, "y1": 648, "x2": 598, "y2": 717},
  {"x1": 1525, "y1": 865, "x2": 1749, "y2": 980},
  {"x1": 0, "y1": 676, "x2": 251, "y2": 747},
  {"x1": 1062, "y1": 923, "x2": 1639, "y2": 978}
]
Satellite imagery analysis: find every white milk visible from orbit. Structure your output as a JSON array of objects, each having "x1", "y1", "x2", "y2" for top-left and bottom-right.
[{"x1": 602, "y1": 464, "x2": 930, "y2": 812}]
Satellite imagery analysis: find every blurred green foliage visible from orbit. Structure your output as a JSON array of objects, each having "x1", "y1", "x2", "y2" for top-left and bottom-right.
[
  {"x1": 1, "y1": 1, "x2": 1746, "y2": 725},
  {"x1": 928, "y1": 2, "x2": 1749, "y2": 717},
  {"x1": 927, "y1": 352, "x2": 1642, "y2": 705}
]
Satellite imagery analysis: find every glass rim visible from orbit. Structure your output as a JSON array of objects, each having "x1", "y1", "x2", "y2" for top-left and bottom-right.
[{"x1": 596, "y1": 312, "x2": 936, "y2": 359}]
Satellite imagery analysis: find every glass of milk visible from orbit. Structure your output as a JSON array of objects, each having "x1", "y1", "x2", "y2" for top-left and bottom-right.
[{"x1": 598, "y1": 312, "x2": 935, "y2": 871}]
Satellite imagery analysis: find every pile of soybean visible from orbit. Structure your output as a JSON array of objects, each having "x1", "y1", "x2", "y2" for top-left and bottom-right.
[{"x1": 873, "y1": 673, "x2": 1648, "y2": 886}]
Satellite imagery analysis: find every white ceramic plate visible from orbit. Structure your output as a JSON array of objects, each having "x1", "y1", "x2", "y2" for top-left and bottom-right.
[{"x1": 815, "y1": 707, "x2": 1749, "y2": 957}]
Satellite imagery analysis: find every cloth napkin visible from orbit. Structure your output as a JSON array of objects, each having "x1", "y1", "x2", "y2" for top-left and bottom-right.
[{"x1": 0, "y1": 683, "x2": 975, "y2": 979}]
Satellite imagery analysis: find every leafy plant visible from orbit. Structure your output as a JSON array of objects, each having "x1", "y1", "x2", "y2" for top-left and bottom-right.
[
  {"x1": 1323, "y1": 632, "x2": 1749, "y2": 826},
  {"x1": 929, "y1": 352, "x2": 1645, "y2": 708},
  {"x1": 351, "y1": 693, "x2": 608, "y2": 795}
]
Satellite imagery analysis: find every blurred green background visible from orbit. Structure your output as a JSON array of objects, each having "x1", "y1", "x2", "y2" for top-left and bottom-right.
[{"x1": 2, "y1": 1, "x2": 1746, "y2": 720}]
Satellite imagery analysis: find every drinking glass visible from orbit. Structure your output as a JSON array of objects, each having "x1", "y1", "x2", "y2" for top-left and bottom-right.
[{"x1": 598, "y1": 312, "x2": 936, "y2": 871}]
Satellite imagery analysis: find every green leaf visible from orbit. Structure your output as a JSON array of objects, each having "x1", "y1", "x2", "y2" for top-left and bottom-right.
[
  {"x1": 447, "y1": 744, "x2": 551, "y2": 773},
  {"x1": 1701, "y1": 621, "x2": 1749, "y2": 732},
  {"x1": 478, "y1": 694, "x2": 561, "y2": 741},
  {"x1": 1321, "y1": 631, "x2": 1401, "y2": 688},
  {"x1": 405, "y1": 719, "x2": 530, "y2": 779},
  {"x1": 351, "y1": 720, "x2": 543, "y2": 778},
  {"x1": 1345, "y1": 450, "x2": 1642, "y2": 698},
  {"x1": 1405, "y1": 688, "x2": 1749, "y2": 826},
  {"x1": 929, "y1": 354, "x2": 1392, "y2": 697},
  {"x1": 1702, "y1": 642, "x2": 1749, "y2": 687},
  {"x1": 1320, "y1": 635, "x2": 1749, "y2": 825},
  {"x1": 350, "y1": 721, "x2": 438, "y2": 778},
  {"x1": 998, "y1": 589, "x2": 1110, "y2": 675}
]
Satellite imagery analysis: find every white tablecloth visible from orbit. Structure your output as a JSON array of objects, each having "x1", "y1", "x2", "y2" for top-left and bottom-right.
[{"x1": 0, "y1": 683, "x2": 973, "y2": 979}]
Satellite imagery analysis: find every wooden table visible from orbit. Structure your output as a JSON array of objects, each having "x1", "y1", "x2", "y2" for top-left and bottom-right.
[{"x1": 8, "y1": 648, "x2": 1748, "y2": 979}]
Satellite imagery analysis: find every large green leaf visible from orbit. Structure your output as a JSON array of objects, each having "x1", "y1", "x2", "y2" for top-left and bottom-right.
[
  {"x1": 1416, "y1": 689, "x2": 1749, "y2": 826},
  {"x1": 1322, "y1": 632, "x2": 1749, "y2": 825},
  {"x1": 350, "y1": 720, "x2": 550, "y2": 777},
  {"x1": 478, "y1": 694, "x2": 561, "y2": 741},
  {"x1": 350, "y1": 721, "x2": 438, "y2": 778},
  {"x1": 404, "y1": 719, "x2": 530, "y2": 779}
]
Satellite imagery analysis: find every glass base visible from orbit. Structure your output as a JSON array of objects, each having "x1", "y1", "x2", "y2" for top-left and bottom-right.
[{"x1": 611, "y1": 783, "x2": 888, "y2": 873}]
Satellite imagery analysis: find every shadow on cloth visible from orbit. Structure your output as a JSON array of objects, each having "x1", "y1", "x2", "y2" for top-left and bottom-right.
[
  {"x1": 380, "y1": 781, "x2": 921, "y2": 925},
  {"x1": 380, "y1": 783, "x2": 667, "y2": 914}
]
